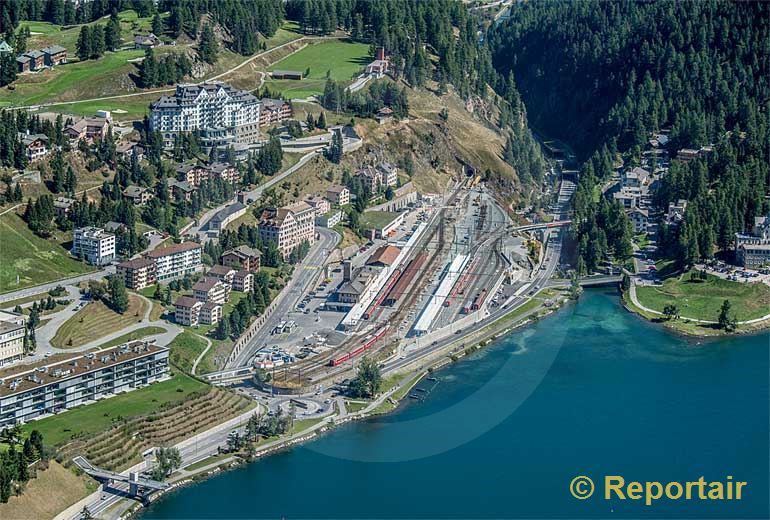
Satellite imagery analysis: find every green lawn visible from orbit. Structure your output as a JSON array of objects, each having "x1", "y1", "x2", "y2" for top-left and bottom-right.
[
  {"x1": 266, "y1": 40, "x2": 370, "y2": 98},
  {"x1": 262, "y1": 21, "x2": 302, "y2": 49},
  {"x1": 0, "y1": 213, "x2": 94, "y2": 294},
  {"x1": 289, "y1": 416, "x2": 325, "y2": 435},
  {"x1": 43, "y1": 94, "x2": 157, "y2": 121},
  {"x1": 22, "y1": 372, "x2": 208, "y2": 447},
  {"x1": 184, "y1": 453, "x2": 229, "y2": 472},
  {"x1": 0, "y1": 49, "x2": 145, "y2": 108},
  {"x1": 360, "y1": 211, "x2": 400, "y2": 230},
  {"x1": 168, "y1": 331, "x2": 209, "y2": 373},
  {"x1": 344, "y1": 400, "x2": 369, "y2": 414},
  {"x1": 636, "y1": 270, "x2": 770, "y2": 321}
]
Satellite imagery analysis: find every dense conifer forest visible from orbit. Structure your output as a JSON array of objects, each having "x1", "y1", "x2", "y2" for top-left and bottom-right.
[{"x1": 488, "y1": 0, "x2": 769, "y2": 270}]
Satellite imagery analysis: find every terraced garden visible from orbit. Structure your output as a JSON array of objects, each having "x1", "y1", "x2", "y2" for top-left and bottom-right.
[{"x1": 57, "y1": 386, "x2": 255, "y2": 471}]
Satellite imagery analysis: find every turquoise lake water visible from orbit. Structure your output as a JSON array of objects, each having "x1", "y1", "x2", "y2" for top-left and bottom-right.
[{"x1": 142, "y1": 289, "x2": 769, "y2": 518}]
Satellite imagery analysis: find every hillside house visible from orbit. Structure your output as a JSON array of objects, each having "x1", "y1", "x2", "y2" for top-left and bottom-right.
[
  {"x1": 42, "y1": 45, "x2": 67, "y2": 66},
  {"x1": 221, "y1": 245, "x2": 261, "y2": 272},
  {"x1": 134, "y1": 33, "x2": 162, "y2": 50}
]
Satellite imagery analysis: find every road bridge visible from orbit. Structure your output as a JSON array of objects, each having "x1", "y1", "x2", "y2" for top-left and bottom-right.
[
  {"x1": 508, "y1": 220, "x2": 572, "y2": 233},
  {"x1": 73, "y1": 456, "x2": 169, "y2": 496},
  {"x1": 549, "y1": 275, "x2": 623, "y2": 288}
]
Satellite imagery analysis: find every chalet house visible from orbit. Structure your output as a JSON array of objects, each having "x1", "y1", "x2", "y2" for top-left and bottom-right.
[
  {"x1": 64, "y1": 116, "x2": 111, "y2": 143},
  {"x1": 116, "y1": 141, "x2": 144, "y2": 160},
  {"x1": 134, "y1": 33, "x2": 162, "y2": 50},
  {"x1": 18, "y1": 133, "x2": 49, "y2": 161},
  {"x1": 622, "y1": 167, "x2": 651, "y2": 188},
  {"x1": 259, "y1": 98, "x2": 292, "y2": 127},
  {"x1": 0, "y1": 40, "x2": 12, "y2": 55},
  {"x1": 16, "y1": 50, "x2": 44, "y2": 72},
  {"x1": 53, "y1": 196, "x2": 76, "y2": 218},
  {"x1": 122, "y1": 185, "x2": 154, "y2": 205},
  {"x1": 42, "y1": 45, "x2": 67, "y2": 66},
  {"x1": 221, "y1": 245, "x2": 261, "y2": 272},
  {"x1": 375, "y1": 107, "x2": 393, "y2": 125},
  {"x1": 666, "y1": 200, "x2": 688, "y2": 226},
  {"x1": 166, "y1": 178, "x2": 196, "y2": 202}
]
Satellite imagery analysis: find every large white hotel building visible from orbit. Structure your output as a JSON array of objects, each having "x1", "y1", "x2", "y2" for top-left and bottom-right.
[{"x1": 149, "y1": 82, "x2": 261, "y2": 148}]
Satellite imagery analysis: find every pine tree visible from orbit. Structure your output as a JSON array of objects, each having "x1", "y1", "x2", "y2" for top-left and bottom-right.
[
  {"x1": 107, "y1": 275, "x2": 129, "y2": 314},
  {"x1": 104, "y1": 13, "x2": 121, "y2": 51},
  {"x1": 64, "y1": 165, "x2": 77, "y2": 195},
  {"x1": 76, "y1": 25, "x2": 92, "y2": 61},
  {"x1": 152, "y1": 14, "x2": 164, "y2": 36},
  {"x1": 198, "y1": 24, "x2": 218, "y2": 64},
  {"x1": 90, "y1": 24, "x2": 106, "y2": 58}
]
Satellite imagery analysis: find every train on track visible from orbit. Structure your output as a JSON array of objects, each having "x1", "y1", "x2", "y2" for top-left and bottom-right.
[{"x1": 327, "y1": 326, "x2": 388, "y2": 367}]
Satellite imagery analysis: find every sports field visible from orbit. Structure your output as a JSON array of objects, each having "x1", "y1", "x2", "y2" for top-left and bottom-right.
[
  {"x1": 267, "y1": 40, "x2": 371, "y2": 98},
  {"x1": 0, "y1": 213, "x2": 94, "y2": 294}
]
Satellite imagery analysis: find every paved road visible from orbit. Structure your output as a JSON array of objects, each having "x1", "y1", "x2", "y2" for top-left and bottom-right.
[
  {"x1": 228, "y1": 227, "x2": 341, "y2": 369},
  {"x1": 0, "y1": 266, "x2": 114, "y2": 304},
  {"x1": 187, "y1": 150, "x2": 318, "y2": 242},
  {"x1": 28, "y1": 294, "x2": 180, "y2": 361}
]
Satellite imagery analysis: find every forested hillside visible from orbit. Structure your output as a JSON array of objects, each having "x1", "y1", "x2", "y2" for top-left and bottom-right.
[{"x1": 488, "y1": 0, "x2": 769, "y2": 271}]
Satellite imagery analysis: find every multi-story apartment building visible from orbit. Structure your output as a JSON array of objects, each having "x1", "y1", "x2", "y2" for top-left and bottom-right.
[
  {"x1": 356, "y1": 166, "x2": 382, "y2": 193},
  {"x1": 206, "y1": 265, "x2": 236, "y2": 285},
  {"x1": 193, "y1": 278, "x2": 230, "y2": 305},
  {"x1": 377, "y1": 162, "x2": 399, "y2": 187},
  {"x1": 71, "y1": 227, "x2": 116, "y2": 266},
  {"x1": 735, "y1": 213, "x2": 770, "y2": 268},
  {"x1": 150, "y1": 82, "x2": 261, "y2": 148},
  {"x1": 305, "y1": 196, "x2": 330, "y2": 216},
  {"x1": 175, "y1": 296, "x2": 203, "y2": 326},
  {"x1": 326, "y1": 185, "x2": 350, "y2": 206},
  {"x1": 259, "y1": 201, "x2": 316, "y2": 259},
  {"x1": 0, "y1": 340, "x2": 169, "y2": 427},
  {"x1": 147, "y1": 241, "x2": 202, "y2": 282},
  {"x1": 200, "y1": 302, "x2": 222, "y2": 325},
  {"x1": 0, "y1": 311, "x2": 26, "y2": 367},
  {"x1": 176, "y1": 162, "x2": 240, "y2": 187},
  {"x1": 259, "y1": 98, "x2": 292, "y2": 127},
  {"x1": 232, "y1": 271, "x2": 253, "y2": 293},
  {"x1": 116, "y1": 257, "x2": 157, "y2": 290}
]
